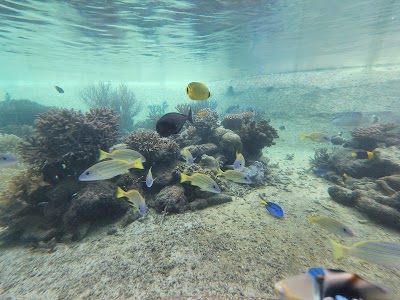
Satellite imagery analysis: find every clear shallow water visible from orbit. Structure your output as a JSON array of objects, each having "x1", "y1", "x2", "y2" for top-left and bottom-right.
[{"x1": 1, "y1": 0, "x2": 400, "y2": 82}]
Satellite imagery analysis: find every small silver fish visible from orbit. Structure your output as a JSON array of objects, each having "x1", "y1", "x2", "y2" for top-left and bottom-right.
[
  {"x1": 146, "y1": 167, "x2": 154, "y2": 188},
  {"x1": 0, "y1": 153, "x2": 18, "y2": 167}
]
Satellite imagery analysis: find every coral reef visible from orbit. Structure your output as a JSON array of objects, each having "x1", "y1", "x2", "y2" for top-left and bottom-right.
[
  {"x1": 80, "y1": 81, "x2": 142, "y2": 133},
  {"x1": 222, "y1": 112, "x2": 254, "y2": 131},
  {"x1": 124, "y1": 130, "x2": 179, "y2": 165},
  {"x1": 376, "y1": 174, "x2": 400, "y2": 196},
  {"x1": 153, "y1": 185, "x2": 188, "y2": 213},
  {"x1": 0, "y1": 97, "x2": 51, "y2": 136},
  {"x1": 175, "y1": 103, "x2": 192, "y2": 115},
  {"x1": 18, "y1": 108, "x2": 119, "y2": 181},
  {"x1": 193, "y1": 108, "x2": 220, "y2": 139},
  {"x1": 0, "y1": 133, "x2": 22, "y2": 154},
  {"x1": 349, "y1": 123, "x2": 399, "y2": 150}
]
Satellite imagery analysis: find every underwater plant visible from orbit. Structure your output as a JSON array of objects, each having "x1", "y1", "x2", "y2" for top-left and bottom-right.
[
  {"x1": 309, "y1": 147, "x2": 332, "y2": 169},
  {"x1": 80, "y1": 81, "x2": 142, "y2": 134},
  {"x1": 175, "y1": 103, "x2": 192, "y2": 116}
]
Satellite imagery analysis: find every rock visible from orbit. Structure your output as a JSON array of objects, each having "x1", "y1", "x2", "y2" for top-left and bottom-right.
[
  {"x1": 154, "y1": 185, "x2": 187, "y2": 213},
  {"x1": 375, "y1": 174, "x2": 400, "y2": 196},
  {"x1": 327, "y1": 186, "x2": 358, "y2": 206},
  {"x1": 212, "y1": 126, "x2": 229, "y2": 141},
  {"x1": 107, "y1": 227, "x2": 117, "y2": 235},
  {"x1": 244, "y1": 161, "x2": 265, "y2": 184},
  {"x1": 186, "y1": 143, "x2": 218, "y2": 157},
  {"x1": 199, "y1": 154, "x2": 220, "y2": 174},
  {"x1": 219, "y1": 131, "x2": 242, "y2": 157},
  {"x1": 188, "y1": 194, "x2": 232, "y2": 210},
  {"x1": 63, "y1": 182, "x2": 127, "y2": 239}
]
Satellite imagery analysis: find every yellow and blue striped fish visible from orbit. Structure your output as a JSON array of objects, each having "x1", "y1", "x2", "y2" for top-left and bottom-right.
[
  {"x1": 99, "y1": 149, "x2": 146, "y2": 163},
  {"x1": 309, "y1": 214, "x2": 355, "y2": 237},
  {"x1": 180, "y1": 172, "x2": 221, "y2": 193},
  {"x1": 116, "y1": 186, "x2": 148, "y2": 215},
  {"x1": 330, "y1": 239, "x2": 400, "y2": 268},
  {"x1": 79, "y1": 158, "x2": 144, "y2": 181},
  {"x1": 217, "y1": 168, "x2": 252, "y2": 184}
]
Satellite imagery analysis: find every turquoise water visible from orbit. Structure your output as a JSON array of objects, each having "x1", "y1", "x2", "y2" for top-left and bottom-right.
[{"x1": 1, "y1": 1, "x2": 400, "y2": 299}]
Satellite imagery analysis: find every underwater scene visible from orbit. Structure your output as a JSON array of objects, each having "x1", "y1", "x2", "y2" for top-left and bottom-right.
[{"x1": 1, "y1": 1, "x2": 400, "y2": 299}]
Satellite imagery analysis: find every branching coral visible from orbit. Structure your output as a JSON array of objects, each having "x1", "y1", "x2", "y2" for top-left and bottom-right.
[
  {"x1": 124, "y1": 130, "x2": 179, "y2": 165},
  {"x1": 193, "y1": 109, "x2": 220, "y2": 139},
  {"x1": 18, "y1": 108, "x2": 119, "y2": 179},
  {"x1": 175, "y1": 103, "x2": 192, "y2": 116},
  {"x1": 309, "y1": 147, "x2": 332, "y2": 169},
  {"x1": 80, "y1": 81, "x2": 142, "y2": 133}
]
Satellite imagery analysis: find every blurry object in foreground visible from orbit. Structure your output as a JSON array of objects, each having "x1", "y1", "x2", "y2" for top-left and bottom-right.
[
  {"x1": 116, "y1": 187, "x2": 148, "y2": 216},
  {"x1": 99, "y1": 149, "x2": 146, "y2": 163},
  {"x1": 54, "y1": 86, "x2": 64, "y2": 93},
  {"x1": 309, "y1": 214, "x2": 355, "y2": 237},
  {"x1": 0, "y1": 153, "x2": 18, "y2": 168},
  {"x1": 300, "y1": 131, "x2": 331, "y2": 143},
  {"x1": 275, "y1": 267, "x2": 394, "y2": 300},
  {"x1": 180, "y1": 172, "x2": 221, "y2": 193},
  {"x1": 331, "y1": 112, "x2": 379, "y2": 127},
  {"x1": 79, "y1": 158, "x2": 144, "y2": 181},
  {"x1": 330, "y1": 239, "x2": 400, "y2": 268},
  {"x1": 80, "y1": 81, "x2": 142, "y2": 133},
  {"x1": 186, "y1": 82, "x2": 211, "y2": 100},
  {"x1": 156, "y1": 108, "x2": 193, "y2": 137}
]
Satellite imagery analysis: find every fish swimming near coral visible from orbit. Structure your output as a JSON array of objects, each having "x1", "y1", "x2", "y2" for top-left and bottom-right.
[
  {"x1": 352, "y1": 151, "x2": 374, "y2": 159},
  {"x1": 180, "y1": 172, "x2": 221, "y2": 193},
  {"x1": 313, "y1": 169, "x2": 328, "y2": 176},
  {"x1": 180, "y1": 147, "x2": 195, "y2": 164},
  {"x1": 99, "y1": 149, "x2": 146, "y2": 163},
  {"x1": 116, "y1": 186, "x2": 148, "y2": 215},
  {"x1": 145, "y1": 167, "x2": 154, "y2": 188},
  {"x1": 217, "y1": 168, "x2": 252, "y2": 184},
  {"x1": 79, "y1": 158, "x2": 144, "y2": 181},
  {"x1": 0, "y1": 153, "x2": 18, "y2": 168},
  {"x1": 275, "y1": 267, "x2": 394, "y2": 300},
  {"x1": 309, "y1": 214, "x2": 355, "y2": 237},
  {"x1": 331, "y1": 112, "x2": 379, "y2": 128},
  {"x1": 54, "y1": 86, "x2": 64, "y2": 93},
  {"x1": 233, "y1": 152, "x2": 245, "y2": 172},
  {"x1": 300, "y1": 132, "x2": 331, "y2": 143},
  {"x1": 330, "y1": 239, "x2": 400, "y2": 268},
  {"x1": 156, "y1": 108, "x2": 193, "y2": 137},
  {"x1": 197, "y1": 110, "x2": 208, "y2": 117},
  {"x1": 186, "y1": 82, "x2": 211, "y2": 100}
]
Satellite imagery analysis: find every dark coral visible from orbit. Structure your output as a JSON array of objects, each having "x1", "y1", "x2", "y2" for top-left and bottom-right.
[
  {"x1": 309, "y1": 147, "x2": 332, "y2": 169},
  {"x1": 18, "y1": 108, "x2": 119, "y2": 180},
  {"x1": 193, "y1": 108, "x2": 220, "y2": 140},
  {"x1": 124, "y1": 130, "x2": 179, "y2": 165},
  {"x1": 222, "y1": 112, "x2": 254, "y2": 131},
  {"x1": 237, "y1": 120, "x2": 278, "y2": 159}
]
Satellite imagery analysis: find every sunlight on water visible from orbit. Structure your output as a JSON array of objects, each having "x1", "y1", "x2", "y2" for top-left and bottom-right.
[{"x1": 0, "y1": 0, "x2": 400, "y2": 82}]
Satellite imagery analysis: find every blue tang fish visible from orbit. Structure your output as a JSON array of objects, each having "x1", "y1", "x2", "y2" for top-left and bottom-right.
[{"x1": 261, "y1": 199, "x2": 284, "y2": 219}]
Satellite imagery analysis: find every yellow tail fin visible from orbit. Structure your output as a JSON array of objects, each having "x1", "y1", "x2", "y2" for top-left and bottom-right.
[
  {"x1": 99, "y1": 149, "x2": 109, "y2": 161},
  {"x1": 329, "y1": 239, "x2": 345, "y2": 260},
  {"x1": 300, "y1": 133, "x2": 307, "y2": 140},
  {"x1": 180, "y1": 173, "x2": 189, "y2": 183},
  {"x1": 308, "y1": 213, "x2": 315, "y2": 224},
  {"x1": 351, "y1": 152, "x2": 357, "y2": 158},
  {"x1": 132, "y1": 158, "x2": 144, "y2": 169},
  {"x1": 217, "y1": 168, "x2": 224, "y2": 177},
  {"x1": 116, "y1": 186, "x2": 126, "y2": 198}
]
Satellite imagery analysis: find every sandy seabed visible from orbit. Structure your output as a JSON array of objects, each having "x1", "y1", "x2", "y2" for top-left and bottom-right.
[{"x1": 1, "y1": 67, "x2": 400, "y2": 299}]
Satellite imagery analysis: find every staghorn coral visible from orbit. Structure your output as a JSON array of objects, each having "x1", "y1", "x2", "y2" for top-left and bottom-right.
[
  {"x1": 80, "y1": 81, "x2": 142, "y2": 133},
  {"x1": 18, "y1": 108, "x2": 119, "y2": 180},
  {"x1": 175, "y1": 103, "x2": 192, "y2": 116},
  {"x1": 124, "y1": 130, "x2": 179, "y2": 165}
]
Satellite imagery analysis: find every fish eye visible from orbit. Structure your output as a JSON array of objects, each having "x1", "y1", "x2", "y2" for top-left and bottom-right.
[
  {"x1": 2, "y1": 157, "x2": 6, "y2": 160},
  {"x1": 343, "y1": 228, "x2": 347, "y2": 232},
  {"x1": 85, "y1": 171, "x2": 90, "y2": 175}
]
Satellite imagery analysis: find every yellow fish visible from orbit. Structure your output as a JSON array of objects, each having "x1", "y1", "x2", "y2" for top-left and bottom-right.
[
  {"x1": 300, "y1": 132, "x2": 331, "y2": 143},
  {"x1": 180, "y1": 172, "x2": 220, "y2": 193},
  {"x1": 186, "y1": 82, "x2": 211, "y2": 101},
  {"x1": 117, "y1": 187, "x2": 148, "y2": 215},
  {"x1": 197, "y1": 110, "x2": 208, "y2": 117}
]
